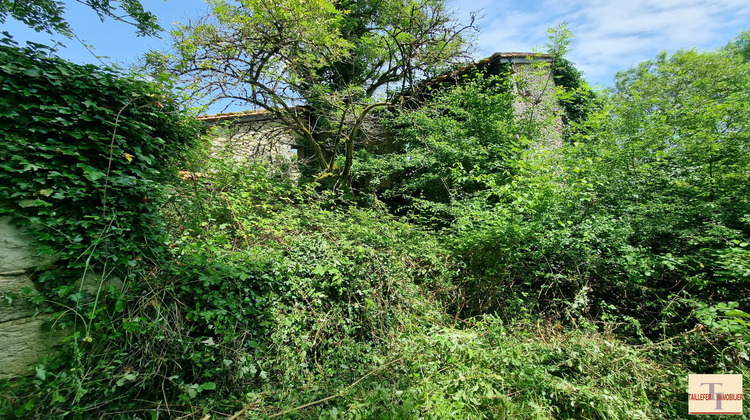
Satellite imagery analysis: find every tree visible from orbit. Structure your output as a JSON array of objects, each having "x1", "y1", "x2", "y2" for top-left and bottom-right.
[
  {"x1": 566, "y1": 38, "x2": 750, "y2": 341},
  {"x1": 160, "y1": 0, "x2": 477, "y2": 189},
  {"x1": 543, "y1": 23, "x2": 597, "y2": 140},
  {"x1": 0, "y1": 0, "x2": 160, "y2": 36},
  {"x1": 726, "y1": 30, "x2": 749, "y2": 62}
]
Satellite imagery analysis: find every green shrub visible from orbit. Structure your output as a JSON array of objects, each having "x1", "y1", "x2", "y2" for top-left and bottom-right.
[
  {"x1": 0, "y1": 38, "x2": 201, "y2": 417},
  {"x1": 353, "y1": 72, "x2": 523, "y2": 224},
  {"x1": 1, "y1": 160, "x2": 458, "y2": 417},
  {"x1": 0, "y1": 37, "x2": 200, "y2": 296}
]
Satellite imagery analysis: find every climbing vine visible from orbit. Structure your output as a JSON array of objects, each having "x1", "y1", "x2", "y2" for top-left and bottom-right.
[{"x1": 0, "y1": 36, "x2": 200, "y2": 300}]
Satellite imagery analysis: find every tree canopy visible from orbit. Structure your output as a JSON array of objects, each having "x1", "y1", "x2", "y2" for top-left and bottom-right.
[
  {"x1": 160, "y1": 0, "x2": 477, "y2": 188},
  {"x1": 0, "y1": 0, "x2": 160, "y2": 36}
]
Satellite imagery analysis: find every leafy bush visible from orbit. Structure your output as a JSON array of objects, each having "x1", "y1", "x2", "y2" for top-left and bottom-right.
[
  {"x1": 0, "y1": 37, "x2": 200, "y2": 298},
  {"x1": 449, "y1": 151, "x2": 640, "y2": 320},
  {"x1": 448, "y1": 40, "x2": 750, "y2": 368},
  {"x1": 367, "y1": 35, "x2": 749, "y2": 365},
  {"x1": 1, "y1": 160, "x2": 458, "y2": 417},
  {"x1": 353, "y1": 72, "x2": 524, "y2": 224},
  {"x1": 0, "y1": 38, "x2": 201, "y2": 417},
  {"x1": 574, "y1": 44, "x2": 750, "y2": 348}
]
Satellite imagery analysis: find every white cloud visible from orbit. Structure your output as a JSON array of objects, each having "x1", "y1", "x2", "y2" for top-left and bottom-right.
[{"x1": 451, "y1": 0, "x2": 750, "y2": 86}]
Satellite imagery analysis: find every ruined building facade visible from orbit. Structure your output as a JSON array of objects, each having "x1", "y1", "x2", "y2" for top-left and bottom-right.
[{"x1": 198, "y1": 52, "x2": 563, "y2": 166}]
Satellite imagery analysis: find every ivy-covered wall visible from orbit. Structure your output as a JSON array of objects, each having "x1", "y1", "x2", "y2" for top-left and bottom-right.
[{"x1": 0, "y1": 38, "x2": 200, "y2": 377}]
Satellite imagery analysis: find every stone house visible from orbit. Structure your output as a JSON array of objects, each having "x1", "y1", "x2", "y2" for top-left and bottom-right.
[
  {"x1": 198, "y1": 108, "x2": 304, "y2": 163},
  {"x1": 198, "y1": 52, "x2": 563, "y2": 166}
]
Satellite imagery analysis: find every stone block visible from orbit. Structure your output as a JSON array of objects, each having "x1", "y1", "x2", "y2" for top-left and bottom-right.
[
  {"x1": 0, "y1": 216, "x2": 57, "y2": 272},
  {"x1": 0, "y1": 273, "x2": 38, "y2": 323},
  {"x1": 0, "y1": 315, "x2": 68, "y2": 379}
]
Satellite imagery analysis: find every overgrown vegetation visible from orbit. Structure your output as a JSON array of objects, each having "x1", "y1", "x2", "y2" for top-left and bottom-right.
[
  {"x1": 353, "y1": 71, "x2": 524, "y2": 223},
  {"x1": 0, "y1": 19, "x2": 748, "y2": 420},
  {"x1": 0, "y1": 36, "x2": 199, "y2": 300}
]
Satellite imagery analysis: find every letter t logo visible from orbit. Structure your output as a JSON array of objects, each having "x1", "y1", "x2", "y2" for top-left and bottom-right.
[{"x1": 700, "y1": 382, "x2": 724, "y2": 410}]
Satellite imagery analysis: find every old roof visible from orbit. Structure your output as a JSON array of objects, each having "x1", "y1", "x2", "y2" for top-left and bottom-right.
[
  {"x1": 198, "y1": 106, "x2": 309, "y2": 125},
  {"x1": 197, "y1": 53, "x2": 551, "y2": 120},
  {"x1": 197, "y1": 109, "x2": 270, "y2": 122},
  {"x1": 420, "y1": 52, "x2": 552, "y2": 88}
]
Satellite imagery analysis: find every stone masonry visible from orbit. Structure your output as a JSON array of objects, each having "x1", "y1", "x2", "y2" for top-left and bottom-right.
[{"x1": 0, "y1": 216, "x2": 65, "y2": 379}]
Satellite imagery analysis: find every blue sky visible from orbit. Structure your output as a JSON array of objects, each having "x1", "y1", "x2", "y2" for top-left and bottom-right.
[
  {"x1": 1, "y1": 0, "x2": 748, "y2": 104},
  {"x1": 464, "y1": 0, "x2": 750, "y2": 86}
]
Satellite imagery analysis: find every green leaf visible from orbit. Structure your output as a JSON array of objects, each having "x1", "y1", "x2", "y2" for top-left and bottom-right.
[
  {"x1": 35, "y1": 365, "x2": 46, "y2": 381},
  {"x1": 199, "y1": 382, "x2": 216, "y2": 391},
  {"x1": 77, "y1": 163, "x2": 106, "y2": 181},
  {"x1": 312, "y1": 264, "x2": 326, "y2": 276},
  {"x1": 18, "y1": 199, "x2": 49, "y2": 207},
  {"x1": 726, "y1": 310, "x2": 750, "y2": 319}
]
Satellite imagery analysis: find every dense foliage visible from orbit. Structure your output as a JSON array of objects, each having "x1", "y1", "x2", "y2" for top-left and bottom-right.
[
  {"x1": 545, "y1": 24, "x2": 598, "y2": 136},
  {"x1": 444, "y1": 35, "x2": 750, "y2": 360},
  {"x1": 1, "y1": 26, "x2": 749, "y2": 420},
  {"x1": 0, "y1": 37, "x2": 199, "y2": 291},
  {"x1": 585, "y1": 37, "x2": 750, "y2": 352},
  {"x1": 0, "y1": 37, "x2": 200, "y2": 417},
  {"x1": 1, "y1": 158, "x2": 460, "y2": 417},
  {"x1": 353, "y1": 72, "x2": 524, "y2": 222}
]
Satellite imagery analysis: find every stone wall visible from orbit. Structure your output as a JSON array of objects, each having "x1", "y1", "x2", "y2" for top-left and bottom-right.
[
  {"x1": 0, "y1": 217, "x2": 64, "y2": 379},
  {"x1": 203, "y1": 111, "x2": 301, "y2": 162},
  {"x1": 510, "y1": 61, "x2": 564, "y2": 149}
]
